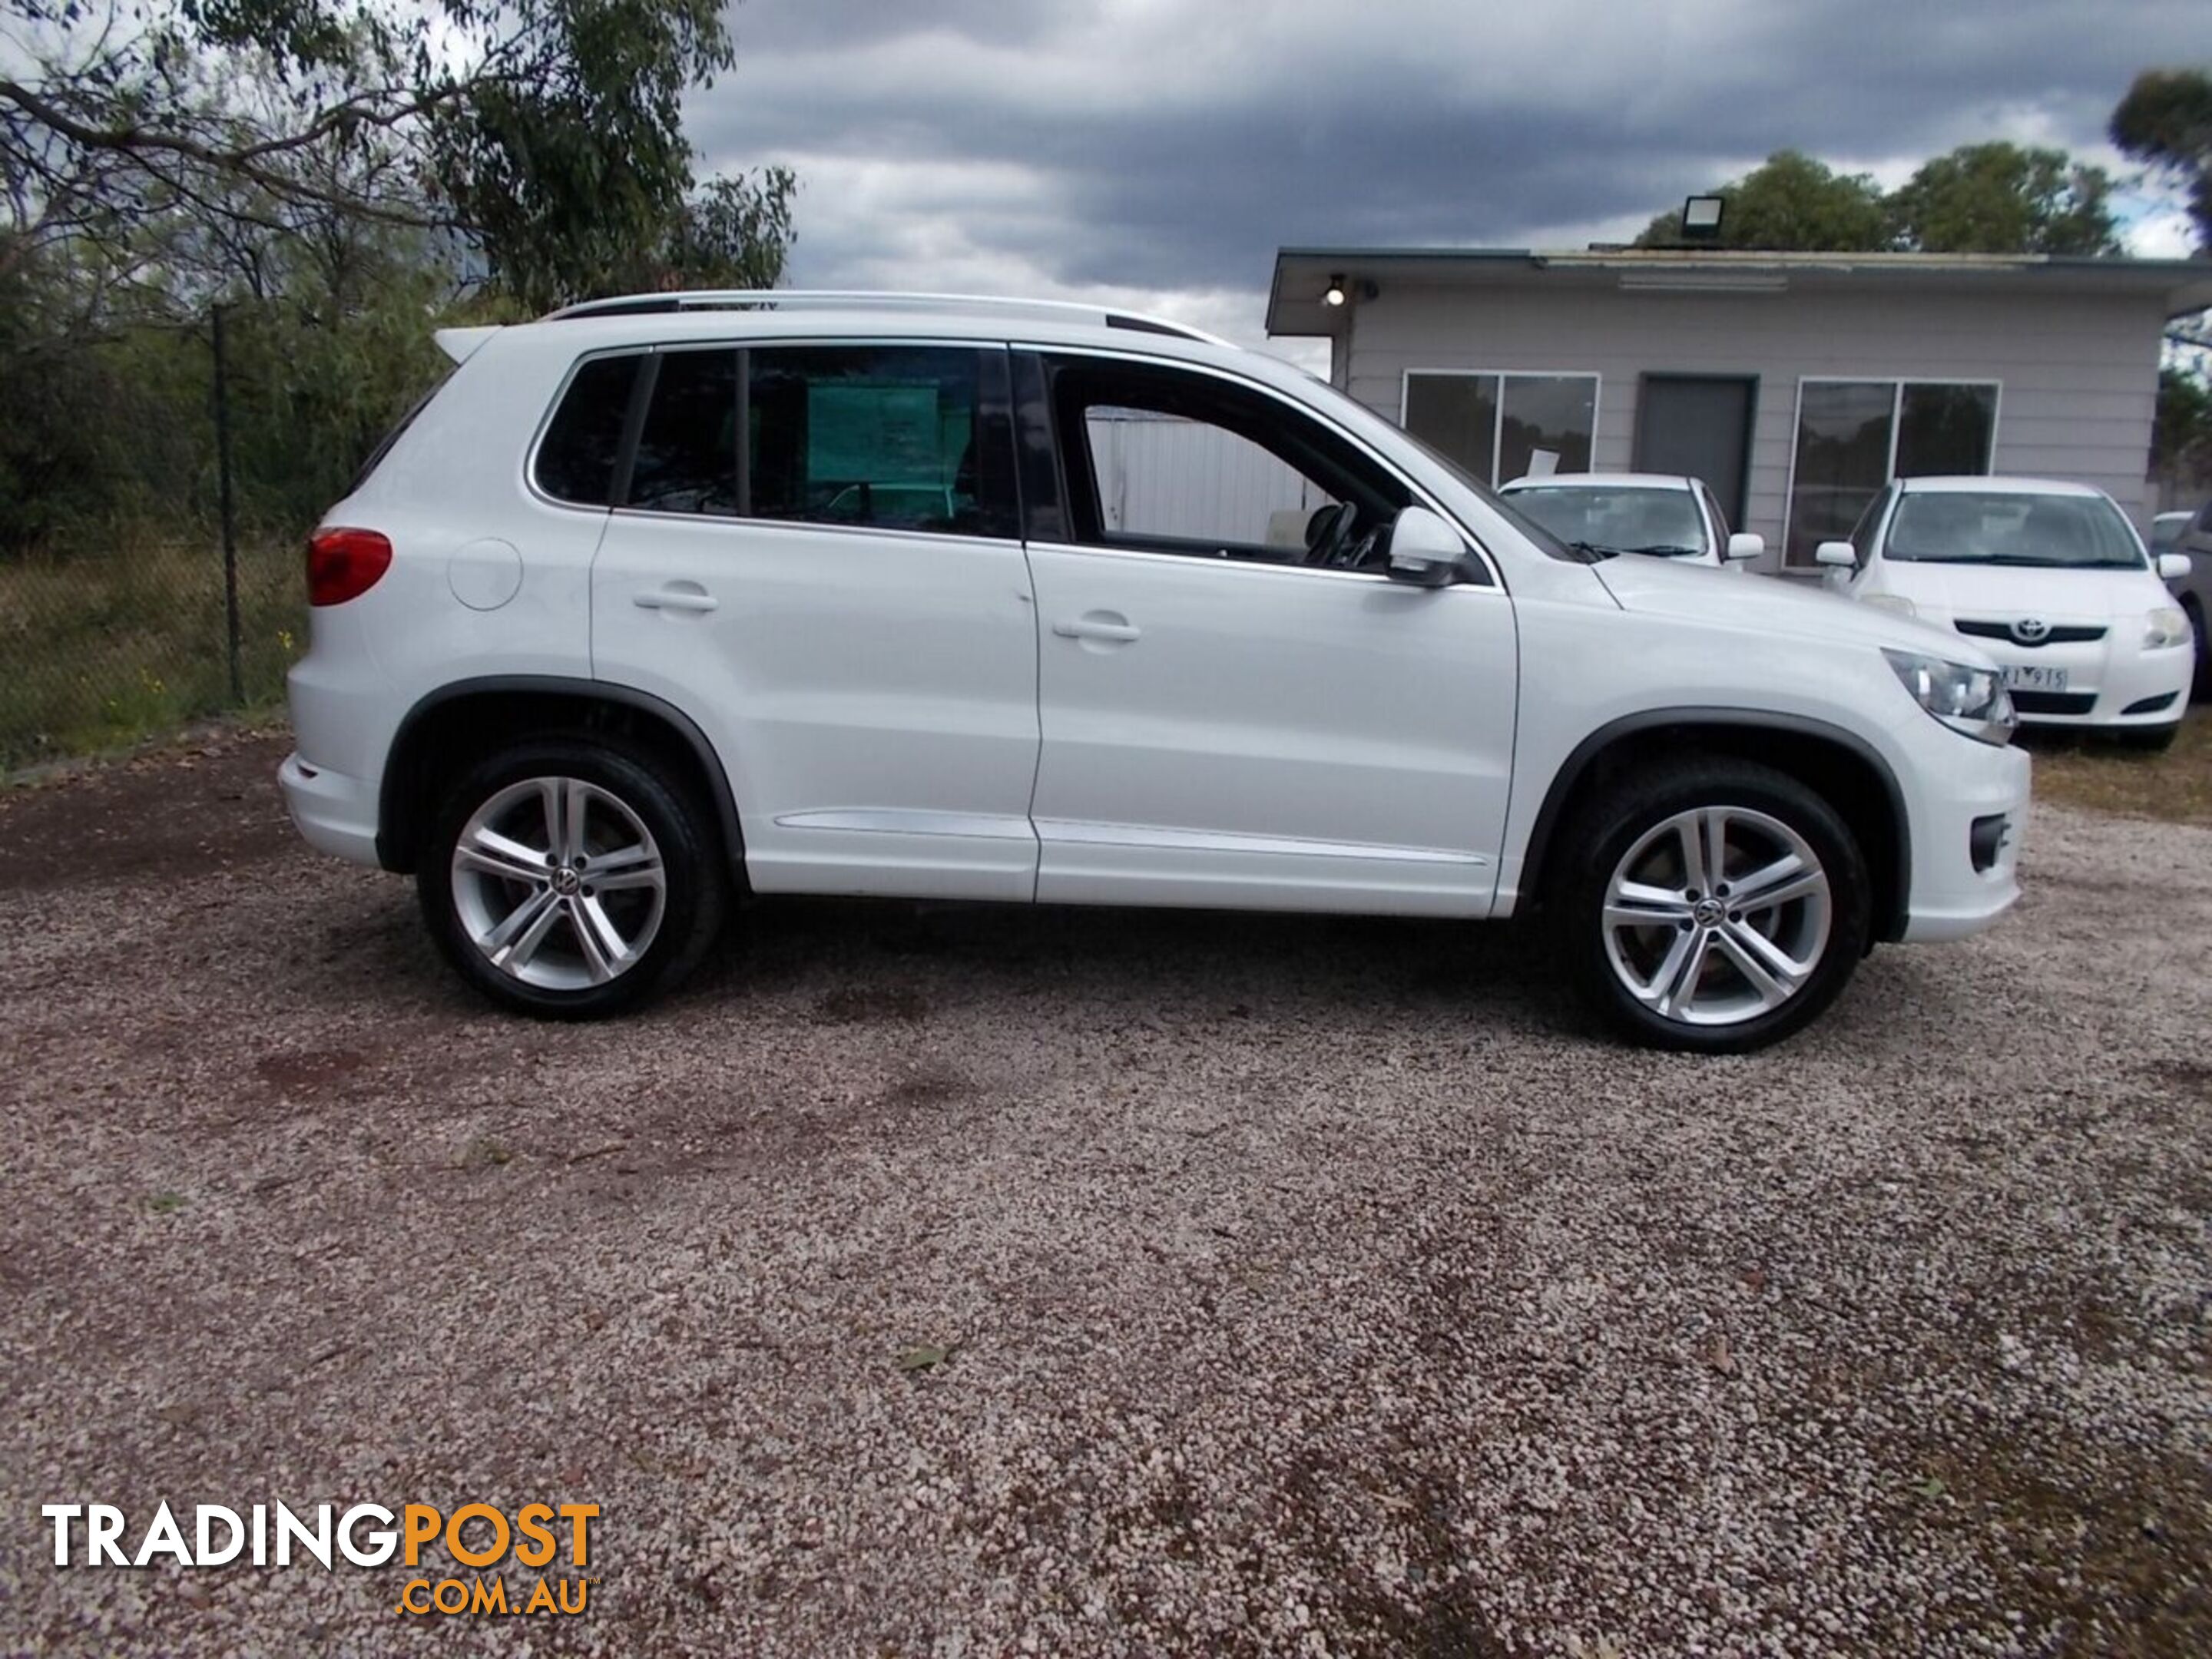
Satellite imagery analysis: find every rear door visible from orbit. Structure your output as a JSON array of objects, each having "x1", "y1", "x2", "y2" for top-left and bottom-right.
[
  {"x1": 586, "y1": 341, "x2": 1041, "y2": 901},
  {"x1": 1018, "y1": 350, "x2": 1518, "y2": 916}
]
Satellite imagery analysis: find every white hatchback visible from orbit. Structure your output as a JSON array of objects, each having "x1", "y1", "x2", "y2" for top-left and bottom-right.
[
  {"x1": 1498, "y1": 472, "x2": 1763, "y2": 570},
  {"x1": 1818, "y1": 477, "x2": 2194, "y2": 749}
]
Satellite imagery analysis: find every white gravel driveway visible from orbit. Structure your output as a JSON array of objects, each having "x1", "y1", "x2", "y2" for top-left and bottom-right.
[{"x1": 0, "y1": 731, "x2": 2206, "y2": 1657}]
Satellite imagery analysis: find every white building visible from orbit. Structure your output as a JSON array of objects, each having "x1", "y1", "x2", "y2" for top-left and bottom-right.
[{"x1": 1266, "y1": 248, "x2": 2212, "y2": 574}]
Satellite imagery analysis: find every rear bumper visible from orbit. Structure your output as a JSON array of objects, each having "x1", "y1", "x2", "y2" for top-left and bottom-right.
[
  {"x1": 1899, "y1": 738, "x2": 2030, "y2": 943},
  {"x1": 278, "y1": 751, "x2": 382, "y2": 868}
]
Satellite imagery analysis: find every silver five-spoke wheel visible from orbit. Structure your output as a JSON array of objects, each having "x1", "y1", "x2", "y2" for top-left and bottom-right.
[
  {"x1": 450, "y1": 777, "x2": 667, "y2": 991},
  {"x1": 1601, "y1": 805, "x2": 1832, "y2": 1028}
]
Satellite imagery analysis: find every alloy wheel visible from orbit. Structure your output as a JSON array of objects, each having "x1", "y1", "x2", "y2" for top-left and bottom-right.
[
  {"x1": 449, "y1": 777, "x2": 667, "y2": 991},
  {"x1": 1601, "y1": 805, "x2": 1833, "y2": 1028}
]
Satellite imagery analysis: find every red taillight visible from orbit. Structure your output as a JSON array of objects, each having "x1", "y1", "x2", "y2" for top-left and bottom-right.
[{"x1": 306, "y1": 527, "x2": 392, "y2": 606}]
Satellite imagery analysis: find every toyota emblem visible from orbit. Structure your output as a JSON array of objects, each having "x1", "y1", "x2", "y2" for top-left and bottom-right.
[{"x1": 2011, "y1": 618, "x2": 2051, "y2": 644}]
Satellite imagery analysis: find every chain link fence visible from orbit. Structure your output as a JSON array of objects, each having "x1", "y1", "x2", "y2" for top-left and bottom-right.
[
  {"x1": 0, "y1": 535, "x2": 303, "y2": 773},
  {"x1": 0, "y1": 300, "x2": 430, "y2": 775}
]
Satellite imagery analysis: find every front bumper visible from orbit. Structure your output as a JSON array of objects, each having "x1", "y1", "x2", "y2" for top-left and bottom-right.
[
  {"x1": 1959, "y1": 629, "x2": 2192, "y2": 728},
  {"x1": 278, "y1": 751, "x2": 382, "y2": 867},
  {"x1": 1899, "y1": 736, "x2": 2030, "y2": 943}
]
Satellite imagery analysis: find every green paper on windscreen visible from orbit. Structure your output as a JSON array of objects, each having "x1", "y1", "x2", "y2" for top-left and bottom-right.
[{"x1": 807, "y1": 384, "x2": 942, "y2": 485}]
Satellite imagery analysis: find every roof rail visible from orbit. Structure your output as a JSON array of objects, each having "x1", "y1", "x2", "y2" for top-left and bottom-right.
[{"x1": 540, "y1": 290, "x2": 1230, "y2": 346}]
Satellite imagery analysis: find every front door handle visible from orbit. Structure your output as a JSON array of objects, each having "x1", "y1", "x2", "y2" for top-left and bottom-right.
[
  {"x1": 634, "y1": 584, "x2": 718, "y2": 614},
  {"x1": 1052, "y1": 611, "x2": 1140, "y2": 644}
]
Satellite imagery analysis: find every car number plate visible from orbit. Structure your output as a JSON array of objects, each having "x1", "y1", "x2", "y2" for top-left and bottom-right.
[{"x1": 2001, "y1": 665, "x2": 2068, "y2": 693}]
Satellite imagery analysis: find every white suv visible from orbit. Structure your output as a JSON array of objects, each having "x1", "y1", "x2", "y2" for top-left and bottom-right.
[{"x1": 280, "y1": 292, "x2": 2030, "y2": 1052}]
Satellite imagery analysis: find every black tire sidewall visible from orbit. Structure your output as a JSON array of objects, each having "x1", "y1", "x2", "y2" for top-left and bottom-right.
[
  {"x1": 1558, "y1": 760, "x2": 1872, "y2": 1054},
  {"x1": 417, "y1": 740, "x2": 724, "y2": 1018}
]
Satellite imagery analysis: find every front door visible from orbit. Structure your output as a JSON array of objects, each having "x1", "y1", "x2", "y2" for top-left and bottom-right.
[
  {"x1": 1020, "y1": 352, "x2": 1518, "y2": 916},
  {"x1": 1634, "y1": 375, "x2": 1756, "y2": 526},
  {"x1": 590, "y1": 342, "x2": 1041, "y2": 901}
]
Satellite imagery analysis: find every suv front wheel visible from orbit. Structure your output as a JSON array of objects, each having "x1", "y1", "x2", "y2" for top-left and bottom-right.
[
  {"x1": 419, "y1": 740, "x2": 727, "y2": 1018},
  {"x1": 1555, "y1": 759, "x2": 1870, "y2": 1053}
]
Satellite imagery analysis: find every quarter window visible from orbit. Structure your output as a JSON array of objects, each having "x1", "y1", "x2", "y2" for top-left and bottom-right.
[
  {"x1": 1402, "y1": 372, "x2": 1598, "y2": 486},
  {"x1": 534, "y1": 354, "x2": 644, "y2": 507},
  {"x1": 1785, "y1": 379, "x2": 1998, "y2": 567}
]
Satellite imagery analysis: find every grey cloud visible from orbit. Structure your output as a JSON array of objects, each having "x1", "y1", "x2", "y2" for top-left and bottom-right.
[{"x1": 690, "y1": 0, "x2": 2206, "y2": 314}]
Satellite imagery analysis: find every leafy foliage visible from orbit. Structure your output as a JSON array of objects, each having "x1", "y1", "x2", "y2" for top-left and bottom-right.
[
  {"x1": 2111, "y1": 67, "x2": 2212, "y2": 253},
  {"x1": 1634, "y1": 151, "x2": 1889, "y2": 251},
  {"x1": 1889, "y1": 143, "x2": 2121, "y2": 256}
]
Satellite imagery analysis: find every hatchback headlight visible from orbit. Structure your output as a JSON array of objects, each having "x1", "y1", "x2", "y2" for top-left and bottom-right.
[
  {"x1": 1883, "y1": 649, "x2": 2016, "y2": 745},
  {"x1": 2145, "y1": 605, "x2": 2192, "y2": 650}
]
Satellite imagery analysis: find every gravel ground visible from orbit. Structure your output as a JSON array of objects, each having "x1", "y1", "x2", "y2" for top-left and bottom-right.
[{"x1": 1, "y1": 730, "x2": 2207, "y2": 1657}]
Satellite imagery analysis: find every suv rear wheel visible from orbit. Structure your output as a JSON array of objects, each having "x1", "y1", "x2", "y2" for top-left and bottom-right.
[
  {"x1": 1555, "y1": 759, "x2": 1870, "y2": 1053},
  {"x1": 419, "y1": 740, "x2": 727, "y2": 1018}
]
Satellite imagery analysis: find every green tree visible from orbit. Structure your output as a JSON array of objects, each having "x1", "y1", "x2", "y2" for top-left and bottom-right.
[
  {"x1": 1634, "y1": 151, "x2": 1891, "y2": 251},
  {"x1": 1888, "y1": 141, "x2": 2121, "y2": 255},
  {"x1": 0, "y1": 0, "x2": 789, "y2": 310},
  {"x1": 2111, "y1": 67, "x2": 2212, "y2": 253}
]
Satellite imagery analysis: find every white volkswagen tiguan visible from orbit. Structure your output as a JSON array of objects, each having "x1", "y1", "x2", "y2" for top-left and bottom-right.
[{"x1": 279, "y1": 292, "x2": 2030, "y2": 1052}]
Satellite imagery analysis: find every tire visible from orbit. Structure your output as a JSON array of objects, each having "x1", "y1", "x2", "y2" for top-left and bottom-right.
[
  {"x1": 2110, "y1": 723, "x2": 2180, "y2": 754},
  {"x1": 1552, "y1": 757, "x2": 1871, "y2": 1055},
  {"x1": 2184, "y1": 597, "x2": 2210, "y2": 703},
  {"x1": 418, "y1": 739, "x2": 727, "y2": 1018}
]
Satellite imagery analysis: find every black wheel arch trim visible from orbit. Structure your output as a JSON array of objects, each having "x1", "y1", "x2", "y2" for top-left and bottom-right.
[
  {"x1": 377, "y1": 676, "x2": 743, "y2": 876},
  {"x1": 1518, "y1": 707, "x2": 1912, "y2": 942}
]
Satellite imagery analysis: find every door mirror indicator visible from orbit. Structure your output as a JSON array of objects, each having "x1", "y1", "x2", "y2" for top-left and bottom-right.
[{"x1": 1383, "y1": 506, "x2": 1464, "y2": 588}]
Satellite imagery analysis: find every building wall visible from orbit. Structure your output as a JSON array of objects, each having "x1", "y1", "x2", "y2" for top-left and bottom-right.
[{"x1": 1338, "y1": 282, "x2": 2167, "y2": 568}]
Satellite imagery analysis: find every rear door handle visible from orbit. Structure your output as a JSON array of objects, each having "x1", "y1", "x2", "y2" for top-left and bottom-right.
[
  {"x1": 634, "y1": 584, "x2": 718, "y2": 614},
  {"x1": 1052, "y1": 611, "x2": 1140, "y2": 644}
]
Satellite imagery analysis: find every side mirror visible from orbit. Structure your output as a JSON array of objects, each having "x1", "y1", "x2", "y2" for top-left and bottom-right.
[
  {"x1": 2158, "y1": 551, "x2": 2192, "y2": 581},
  {"x1": 1383, "y1": 505, "x2": 1464, "y2": 588},
  {"x1": 1724, "y1": 532, "x2": 1763, "y2": 563},
  {"x1": 1813, "y1": 541, "x2": 1856, "y2": 570}
]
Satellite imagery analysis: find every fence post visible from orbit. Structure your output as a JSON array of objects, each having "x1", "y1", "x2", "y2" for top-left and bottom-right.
[{"x1": 211, "y1": 303, "x2": 243, "y2": 704}]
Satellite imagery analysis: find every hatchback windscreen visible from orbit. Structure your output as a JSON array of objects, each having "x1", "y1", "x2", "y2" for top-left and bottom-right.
[
  {"x1": 1883, "y1": 492, "x2": 2145, "y2": 569},
  {"x1": 1505, "y1": 486, "x2": 1707, "y2": 556}
]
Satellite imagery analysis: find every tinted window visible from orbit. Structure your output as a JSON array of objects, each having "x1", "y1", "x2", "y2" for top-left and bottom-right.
[
  {"x1": 628, "y1": 349, "x2": 740, "y2": 514},
  {"x1": 535, "y1": 354, "x2": 641, "y2": 506},
  {"x1": 1403, "y1": 372, "x2": 1597, "y2": 485},
  {"x1": 750, "y1": 346, "x2": 1012, "y2": 537}
]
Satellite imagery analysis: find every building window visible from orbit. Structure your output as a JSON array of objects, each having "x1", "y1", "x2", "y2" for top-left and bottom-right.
[
  {"x1": 1786, "y1": 379, "x2": 1998, "y2": 567},
  {"x1": 1402, "y1": 372, "x2": 1598, "y2": 486}
]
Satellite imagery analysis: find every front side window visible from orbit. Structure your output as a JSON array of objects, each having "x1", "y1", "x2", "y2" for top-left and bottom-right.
[
  {"x1": 629, "y1": 349, "x2": 741, "y2": 515},
  {"x1": 1505, "y1": 485, "x2": 1707, "y2": 558},
  {"x1": 1883, "y1": 491, "x2": 2146, "y2": 570},
  {"x1": 1402, "y1": 372, "x2": 1598, "y2": 486},
  {"x1": 1044, "y1": 357, "x2": 1412, "y2": 569},
  {"x1": 1785, "y1": 379, "x2": 1998, "y2": 566}
]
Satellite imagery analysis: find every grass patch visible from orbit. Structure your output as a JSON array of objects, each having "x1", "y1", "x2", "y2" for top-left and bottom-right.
[
  {"x1": 2025, "y1": 707, "x2": 2212, "y2": 826},
  {"x1": 0, "y1": 535, "x2": 303, "y2": 772}
]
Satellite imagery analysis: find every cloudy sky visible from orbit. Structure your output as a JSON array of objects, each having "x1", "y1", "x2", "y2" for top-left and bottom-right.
[{"x1": 688, "y1": 0, "x2": 2207, "y2": 359}]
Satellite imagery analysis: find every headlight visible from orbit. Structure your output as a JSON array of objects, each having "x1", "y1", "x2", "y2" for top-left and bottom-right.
[
  {"x1": 1883, "y1": 648, "x2": 2016, "y2": 745},
  {"x1": 1860, "y1": 593, "x2": 1919, "y2": 618},
  {"x1": 2145, "y1": 605, "x2": 2191, "y2": 650}
]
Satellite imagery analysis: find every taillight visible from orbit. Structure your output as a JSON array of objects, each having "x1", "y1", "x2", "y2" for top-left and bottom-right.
[{"x1": 306, "y1": 527, "x2": 392, "y2": 606}]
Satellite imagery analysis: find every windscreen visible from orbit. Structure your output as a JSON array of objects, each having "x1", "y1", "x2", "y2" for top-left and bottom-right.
[
  {"x1": 1883, "y1": 491, "x2": 2146, "y2": 569},
  {"x1": 1505, "y1": 485, "x2": 1707, "y2": 556}
]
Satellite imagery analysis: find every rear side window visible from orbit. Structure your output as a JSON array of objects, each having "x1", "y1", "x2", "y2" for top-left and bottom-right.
[
  {"x1": 535, "y1": 355, "x2": 643, "y2": 506},
  {"x1": 628, "y1": 349, "x2": 741, "y2": 514},
  {"x1": 748, "y1": 346, "x2": 1015, "y2": 538}
]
